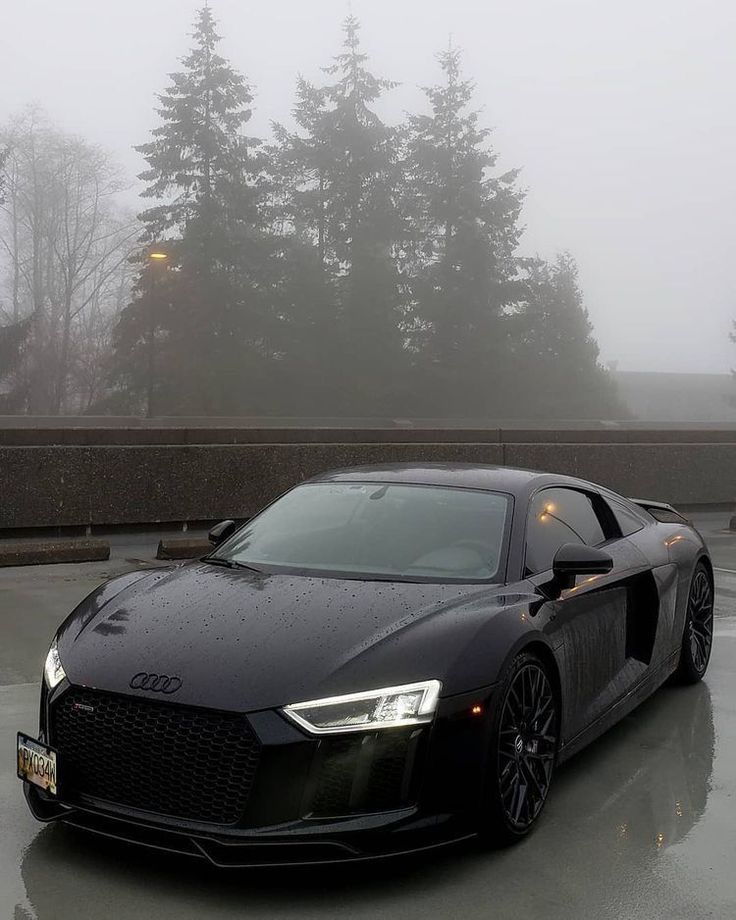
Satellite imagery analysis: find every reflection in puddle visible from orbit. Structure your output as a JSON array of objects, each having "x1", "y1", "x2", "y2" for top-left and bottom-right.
[{"x1": 551, "y1": 681, "x2": 714, "y2": 856}]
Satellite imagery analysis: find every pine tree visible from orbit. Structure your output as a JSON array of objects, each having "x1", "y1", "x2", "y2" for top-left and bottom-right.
[
  {"x1": 405, "y1": 47, "x2": 525, "y2": 416},
  {"x1": 270, "y1": 78, "x2": 341, "y2": 414},
  {"x1": 273, "y1": 78, "x2": 332, "y2": 268},
  {"x1": 510, "y1": 254, "x2": 624, "y2": 418},
  {"x1": 275, "y1": 16, "x2": 408, "y2": 416},
  {"x1": 112, "y1": 6, "x2": 277, "y2": 414},
  {"x1": 135, "y1": 6, "x2": 259, "y2": 244}
]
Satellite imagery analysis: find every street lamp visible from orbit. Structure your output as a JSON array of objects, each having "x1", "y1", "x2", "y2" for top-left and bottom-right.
[{"x1": 146, "y1": 248, "x2": 169, "y2": 418}]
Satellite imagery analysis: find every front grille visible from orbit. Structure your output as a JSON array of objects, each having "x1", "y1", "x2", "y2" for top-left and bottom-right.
[
  {"x1": 310, "y1": 728, "x2": 424, "y2": 817},
  {"x1": 51, "y1": 688, "x2": 260, "y2": 825}
]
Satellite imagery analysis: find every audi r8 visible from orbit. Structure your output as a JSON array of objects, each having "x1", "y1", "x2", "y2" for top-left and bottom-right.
[{"x1": 18, "y1": 463, "x2": 715, "y2": 866}]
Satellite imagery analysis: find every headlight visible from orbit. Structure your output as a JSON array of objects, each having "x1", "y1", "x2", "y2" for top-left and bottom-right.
[
  {"x1": 282, "y1": 680, "x2": 442, "y2": 735},
  {"x1": 43, "y1": 639, "x2": 66, "y2": 689}
]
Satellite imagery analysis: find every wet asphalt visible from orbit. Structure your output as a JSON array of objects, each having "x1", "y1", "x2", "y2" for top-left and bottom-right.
[{"x1": 1, "y1": 517, "x2": 735, "y2": 919}]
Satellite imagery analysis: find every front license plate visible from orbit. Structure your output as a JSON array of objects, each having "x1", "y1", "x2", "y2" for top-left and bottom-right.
[{"x1": 17, "y1": 733, "x2": 58, "y2": 795}]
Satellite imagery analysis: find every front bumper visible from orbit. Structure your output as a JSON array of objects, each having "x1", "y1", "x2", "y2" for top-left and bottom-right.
[
  {"x1": 25, "y1": 783, "x2": 476, "y2": 866},
  {"x1": 23, "y1": 681, "x2": 495, "y2": 866}
]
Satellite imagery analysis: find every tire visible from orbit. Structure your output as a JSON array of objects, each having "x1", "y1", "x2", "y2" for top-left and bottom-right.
[
  {"x1": 480, "y1": 650, "x2": 560, "y2": 845},
  {"x1": 674, "y1": 562, "x2": 714, "y2": 684}
]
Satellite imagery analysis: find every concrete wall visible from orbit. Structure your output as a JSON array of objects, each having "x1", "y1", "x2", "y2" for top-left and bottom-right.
[{"x1": 1, "y1": 422, "x2": 735, "y2": 529}]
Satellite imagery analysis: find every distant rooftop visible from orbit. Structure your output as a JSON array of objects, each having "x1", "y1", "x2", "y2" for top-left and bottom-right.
[{"x1": 614, "y1": 371, "x2": 736, "y2": 423}]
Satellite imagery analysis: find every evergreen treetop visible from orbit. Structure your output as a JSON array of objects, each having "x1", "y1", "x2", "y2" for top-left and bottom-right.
[
  {"x1": 405, "y1": 46, "x2": 524, "y2": 400},
  {"x1": 135, "y1": 6, "x2": 259, "y2": 242}
]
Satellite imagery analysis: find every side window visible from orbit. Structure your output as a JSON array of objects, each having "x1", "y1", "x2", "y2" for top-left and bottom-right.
[
  {"x1": 609, "y1": 500, "x2": 645, "y2": 537},
  {"x1": 524, "y1": 488, "x2": 606, "y2": 576}
]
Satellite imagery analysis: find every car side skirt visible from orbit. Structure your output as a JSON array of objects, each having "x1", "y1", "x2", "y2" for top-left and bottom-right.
[{"x1": 557, "y1": 649, "x2": 680, "y2": 763}]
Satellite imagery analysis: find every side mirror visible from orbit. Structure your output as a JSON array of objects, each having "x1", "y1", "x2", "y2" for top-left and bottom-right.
[
  {"x1": 208, "y1": 520, "x2": 237, "y2": 546},
  {"x1": 552, "y1": 542, "x2": 614, "y2": 591}
]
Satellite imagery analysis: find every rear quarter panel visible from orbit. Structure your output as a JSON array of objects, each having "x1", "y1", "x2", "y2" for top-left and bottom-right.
[{"x1": 628, "y1": 521, "x2": 709, "y2": 661}]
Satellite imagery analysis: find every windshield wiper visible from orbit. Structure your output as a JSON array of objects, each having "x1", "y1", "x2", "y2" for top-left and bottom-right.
[{"x1": 204, "y1": 556, "x2": 263, "y2": 574}]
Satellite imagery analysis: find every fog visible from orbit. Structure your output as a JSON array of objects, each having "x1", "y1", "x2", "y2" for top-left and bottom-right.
[{"x1": 1, "y1": 0, "x2": 735, "y2": 419}]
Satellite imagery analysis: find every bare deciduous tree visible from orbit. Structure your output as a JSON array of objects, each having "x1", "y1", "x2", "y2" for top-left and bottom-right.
[{"x1": 0, "y1": 109, "x2": 136, "y2": 413}]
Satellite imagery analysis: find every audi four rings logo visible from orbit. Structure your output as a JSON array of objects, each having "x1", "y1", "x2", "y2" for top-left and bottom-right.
[{"x1": 129, "y1": 672, "x2": 182, "y2": 694}]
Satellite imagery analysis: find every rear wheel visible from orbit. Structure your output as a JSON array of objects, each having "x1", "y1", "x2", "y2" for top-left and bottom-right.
[
  {"x1": 482, "y1": 651, "x2": 559, "y2": 845},
  {"x1": 674, "y1": 562, "x2": 714, "y2": 684}
]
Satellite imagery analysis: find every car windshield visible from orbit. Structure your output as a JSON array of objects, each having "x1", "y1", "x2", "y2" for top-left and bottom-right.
[{"x1": 213, "y1": 482, "x2": 510, "y2": 583}]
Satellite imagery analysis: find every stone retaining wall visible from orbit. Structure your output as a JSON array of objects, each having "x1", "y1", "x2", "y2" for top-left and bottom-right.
[{"x1": 1, "y1": 423, "x2": 734, "y2": 529}]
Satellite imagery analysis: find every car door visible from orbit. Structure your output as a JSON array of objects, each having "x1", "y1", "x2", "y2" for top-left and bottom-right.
[{"x1": 523, "y1": 486, "x2": 651, "y2": 742}]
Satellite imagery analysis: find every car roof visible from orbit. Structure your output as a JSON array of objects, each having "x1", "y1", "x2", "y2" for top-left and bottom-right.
[{"x1": 307, "y1": 462, "x2": 599, "y2": 497}]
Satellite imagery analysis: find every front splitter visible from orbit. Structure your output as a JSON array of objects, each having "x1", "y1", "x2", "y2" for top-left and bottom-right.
[{"x1": 24, "y1": 783, "x2": 477, "y2": 868}]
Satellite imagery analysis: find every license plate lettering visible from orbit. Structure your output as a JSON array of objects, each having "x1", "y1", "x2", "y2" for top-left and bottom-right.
[{"x1": 17, "y1": 734, "x2": 58, "y2": 795}]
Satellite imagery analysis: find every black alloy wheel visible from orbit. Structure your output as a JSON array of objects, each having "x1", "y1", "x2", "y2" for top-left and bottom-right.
[
  {"x1": 675, "y1": 563, "x2": 714, "y2": 684},
  {"x1": 483, "y1": 651, "x2": 559, "y2": 844}
]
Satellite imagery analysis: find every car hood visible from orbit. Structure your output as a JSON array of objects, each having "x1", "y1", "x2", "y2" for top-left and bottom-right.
[{"x1": 56, "y1": 562, "x2": 528, "y2": 712}]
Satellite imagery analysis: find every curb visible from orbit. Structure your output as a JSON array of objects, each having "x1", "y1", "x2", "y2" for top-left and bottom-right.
[
  {"x1": 0, "y1": 539, "x2": 110, "y2": 568},
  {"x1": 157, "y1": 538, "x2": 211, "y2": 560}
]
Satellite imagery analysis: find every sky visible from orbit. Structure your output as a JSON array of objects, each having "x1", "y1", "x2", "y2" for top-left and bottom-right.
[{"x1": 2, "y1": 0, "x2": 735, "y2": 374}]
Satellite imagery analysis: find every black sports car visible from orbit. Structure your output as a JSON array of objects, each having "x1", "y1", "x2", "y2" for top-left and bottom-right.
[{"x1": 19, "y1": 463, "x2": 715, "y2": 866}]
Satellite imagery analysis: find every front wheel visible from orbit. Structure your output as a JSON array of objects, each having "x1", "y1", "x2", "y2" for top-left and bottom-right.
[
  {"x1": 481, "y1": 651, "x2": 560, "y2": 845},
  {"x1": 674, "y1": 562, "x2": 714, "y2": 684}
]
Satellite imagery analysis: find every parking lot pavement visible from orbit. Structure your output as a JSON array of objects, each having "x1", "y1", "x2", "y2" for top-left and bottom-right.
[{"x1": 0, "y1": 516, "x2": 735, "y2": 919}]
